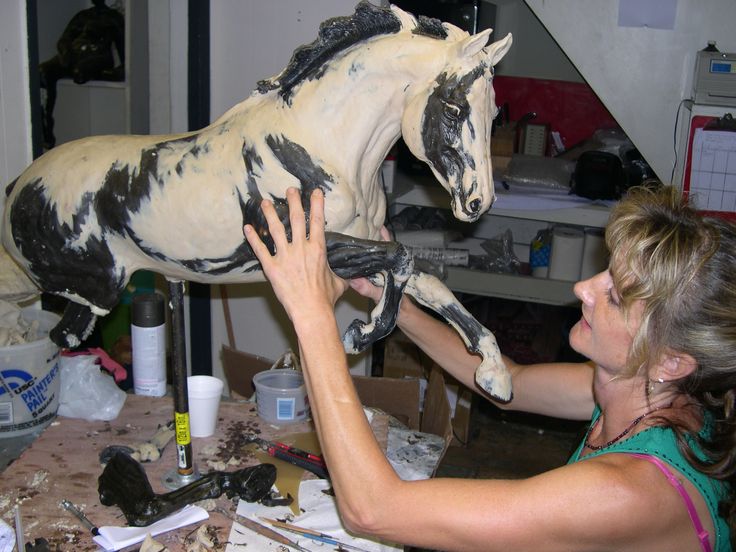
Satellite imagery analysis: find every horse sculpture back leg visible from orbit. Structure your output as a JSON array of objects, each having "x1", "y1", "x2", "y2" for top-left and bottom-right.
[{"x1": 52, "y1": 302, "x2": 97, "y2": 348}]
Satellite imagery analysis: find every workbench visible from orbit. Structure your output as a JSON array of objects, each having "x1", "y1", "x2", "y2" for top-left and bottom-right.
[{"x1": 0, "y1": 394, "x2": 398, "y2": 551}]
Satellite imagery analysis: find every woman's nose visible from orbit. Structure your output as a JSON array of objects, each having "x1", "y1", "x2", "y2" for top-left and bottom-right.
[{"x1": 574, "y1": 277, "x2": 594, "y2": 306}]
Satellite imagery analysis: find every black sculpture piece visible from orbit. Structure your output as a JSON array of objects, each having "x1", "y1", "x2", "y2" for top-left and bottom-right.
[
  {"x1": 98, "y1": 453, "x2": 277, "y2": 527},
  {"x1": 38, "y1": 0, "x2": 125, "y2": 149}
]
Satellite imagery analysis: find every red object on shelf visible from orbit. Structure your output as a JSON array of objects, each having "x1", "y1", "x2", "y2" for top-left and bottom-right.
[{"x1": 492, "y1": 76, "x2": 618, "y2": 150}]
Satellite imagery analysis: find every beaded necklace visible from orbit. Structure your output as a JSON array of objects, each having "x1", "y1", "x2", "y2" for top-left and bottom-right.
[{"x1": 583, "y1": 403, "x2": 673, "y2": 451}]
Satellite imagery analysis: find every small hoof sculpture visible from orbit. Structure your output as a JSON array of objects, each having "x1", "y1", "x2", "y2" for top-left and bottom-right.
[{"x1": 98, "y1": 452, "x2": 277, "y2": 527}]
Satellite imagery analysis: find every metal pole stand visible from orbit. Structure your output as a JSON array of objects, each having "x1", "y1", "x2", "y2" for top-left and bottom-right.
[{"x1": 162, "y1": 280, "x2": 200, "y2": 490}]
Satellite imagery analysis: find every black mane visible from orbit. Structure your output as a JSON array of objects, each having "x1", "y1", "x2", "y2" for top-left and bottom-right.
[{"x1": 257, "y1": 2, "x2": 446, "y2": 103}]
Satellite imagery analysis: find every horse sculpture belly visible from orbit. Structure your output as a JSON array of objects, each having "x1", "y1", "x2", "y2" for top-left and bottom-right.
[{"x1": 2, "y1": 2, "x2": 513, "y2": 401}]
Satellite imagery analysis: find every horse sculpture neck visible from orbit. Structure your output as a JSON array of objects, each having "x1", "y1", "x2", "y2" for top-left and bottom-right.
[{"x1": 205, "y1": 29, "x2": 454, "y2": 229}]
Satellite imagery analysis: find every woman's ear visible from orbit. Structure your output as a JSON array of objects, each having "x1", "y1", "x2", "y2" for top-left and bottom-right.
[{"x1": 657, "y1": 350, "x2": 698, "y2": 381}]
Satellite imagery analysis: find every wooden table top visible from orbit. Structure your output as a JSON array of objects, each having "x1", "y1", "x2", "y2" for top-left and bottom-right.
[{"x1": 0, "y1": 393, "x2": 338, "y2": 551}]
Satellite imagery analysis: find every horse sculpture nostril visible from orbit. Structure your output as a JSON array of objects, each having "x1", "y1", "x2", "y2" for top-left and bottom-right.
[{"x1": 469, "y1": 198, "x2": 482, "y2": 214}]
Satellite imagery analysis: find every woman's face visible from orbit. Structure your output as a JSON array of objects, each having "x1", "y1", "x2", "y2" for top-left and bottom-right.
[{"x1": 569, "y1": 269, "x2": 644, "y2": 374}]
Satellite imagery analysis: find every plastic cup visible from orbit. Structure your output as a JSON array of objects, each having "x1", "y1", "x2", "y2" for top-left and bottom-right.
[{"x1": 187, "y1": 375, "x2": 224, "y2": 437}]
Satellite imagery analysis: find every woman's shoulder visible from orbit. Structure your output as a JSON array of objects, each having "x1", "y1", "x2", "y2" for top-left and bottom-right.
[{"x1": 521, "y1": 454, "x2": 701, "y2": 548}]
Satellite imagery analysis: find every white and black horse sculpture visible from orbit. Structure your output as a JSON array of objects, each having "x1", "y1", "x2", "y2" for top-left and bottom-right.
[{"x1": 3, "y1": 2, "x2": 513, "y2": 400}]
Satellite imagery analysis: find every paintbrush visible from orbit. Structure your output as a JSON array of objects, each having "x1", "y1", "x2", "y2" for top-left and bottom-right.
[{"x1": 260, "y1": 517, "x2": 373, "y2": 552}]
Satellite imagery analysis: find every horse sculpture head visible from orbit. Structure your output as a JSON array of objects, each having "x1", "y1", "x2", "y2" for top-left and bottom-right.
[{"x1": 396, "y1": 7, "x2": 512, "y2": 222}]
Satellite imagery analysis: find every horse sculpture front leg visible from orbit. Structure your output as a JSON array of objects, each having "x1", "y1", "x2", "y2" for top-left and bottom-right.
[
  {"x1": 324, "y1": 233, "x2": 511, "y2": 403},
  {"x1": 404, "y1": 271, "x2": 511, "y2": 402}
]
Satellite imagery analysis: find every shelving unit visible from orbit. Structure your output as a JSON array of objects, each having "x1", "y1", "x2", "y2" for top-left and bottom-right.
[{"x1": 390, "y1": 171, "x2": 613, "y2": 306}]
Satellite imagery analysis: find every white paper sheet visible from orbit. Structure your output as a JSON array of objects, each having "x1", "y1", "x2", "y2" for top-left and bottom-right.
[
  {"x1": 92, "y1": 504, "x2": 209, "y2": 551},
  {"x1": 226, "y1": 480, "x2": 402, "y2": 552},
  {"x1": 0, "y1": 518, "x2": 14, "y2": 552},
  {"x1": 618, "y1": 0, "x2": 678, "y2": 29},
  {"x1": 689, "y1": 128, "x2": 736, "y2": 212}
]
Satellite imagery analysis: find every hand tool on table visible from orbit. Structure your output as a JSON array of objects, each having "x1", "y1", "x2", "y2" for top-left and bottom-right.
[
  {"x1": 14, "y1": 505, "x2": 24, "y2": 551},
  {"x1": 261, "y1": 517, "x2": 373, "y2": 552},
  {"x1": 246, "y1": 434, "x2": 329, "y2": 479},
  {"x1": 60, "y1": 499, "x2": 100, "y2": 536},
  {"x1": 226, "y1": 511, "x2": 311, "y2": 552}
]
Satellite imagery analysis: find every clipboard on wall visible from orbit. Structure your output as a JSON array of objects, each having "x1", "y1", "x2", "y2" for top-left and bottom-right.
[{"x1": 682, "y1": 112, "x2": 736, "y2": 220}]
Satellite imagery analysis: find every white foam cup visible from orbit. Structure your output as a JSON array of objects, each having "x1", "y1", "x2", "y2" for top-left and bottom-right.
[{"x1": 187, "y1": 375, "x2": 224, "y2": 437}]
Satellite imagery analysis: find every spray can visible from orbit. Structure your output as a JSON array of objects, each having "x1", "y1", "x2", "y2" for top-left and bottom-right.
[{"x1": 131, "y1": 293, "x2": 167, "y2": 396}]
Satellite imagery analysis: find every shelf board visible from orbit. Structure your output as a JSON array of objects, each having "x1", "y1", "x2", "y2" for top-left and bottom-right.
[
  {"x1": 391, "y1": 172, "x2": 612, "y2": 228},
  {"x1": 445, "y1": 267, "x2": 580, "y2": 306}
]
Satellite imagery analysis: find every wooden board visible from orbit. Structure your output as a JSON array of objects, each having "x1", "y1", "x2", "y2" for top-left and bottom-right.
[{"x1": 0, "y1": 394, "x2": 331, "y2": 551}]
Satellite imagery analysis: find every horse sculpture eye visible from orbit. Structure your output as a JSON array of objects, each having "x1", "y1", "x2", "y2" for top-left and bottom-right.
[{"x1": 443, "y1": 100, "x2": 461, "y2": 119}]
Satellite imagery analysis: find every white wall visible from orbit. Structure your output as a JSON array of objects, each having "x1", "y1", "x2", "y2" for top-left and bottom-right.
[
  {"x1": 148, "y1": 0, "x2": 188, "y2": 135},
  {"x1": 0, "y1": 0, "x2": 33, "y2": 203},
  {"x1": 208, "y1": 1, "x2": 374, "y2": 383},
  {"x1": 525, "y1": 0, "x2": 736, "y2": 185},
  {"x1": 491, "y1": 0, "x2": 582, "y2": 82}
]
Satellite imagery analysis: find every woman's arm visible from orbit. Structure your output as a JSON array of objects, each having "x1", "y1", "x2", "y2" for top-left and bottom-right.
[{"x1": 353, "y1": 276, "x2": 595, "y2": 420}]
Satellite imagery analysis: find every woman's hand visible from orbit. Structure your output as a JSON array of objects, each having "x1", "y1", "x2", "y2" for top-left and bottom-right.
[
  {"x1": 244, "y1": 187, "x2": 348, "y2": 322},
  {"x1": 348, "y1": 226, "x2": 392, "y2": 303}
]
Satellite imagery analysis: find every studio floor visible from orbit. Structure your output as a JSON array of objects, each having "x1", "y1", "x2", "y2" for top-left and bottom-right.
[{"x1": 435, "y1": 399, "x2": 586, "y2": 480}]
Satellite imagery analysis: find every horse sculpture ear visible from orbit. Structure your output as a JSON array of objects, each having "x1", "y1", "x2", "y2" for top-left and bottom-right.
[
  {"x1": 487, "y1": 33, "x2": 513, "y2": 67},
  {"x1": 458, "y1": 28, "x2": 493, "y2": 59}
]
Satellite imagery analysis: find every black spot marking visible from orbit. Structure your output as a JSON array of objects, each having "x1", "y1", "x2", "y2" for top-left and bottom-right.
[
  {"x1": 242, "y1": 143, "x2": 264, "y2": 199},
  {"x1": 5, "y1": 177, "x2": 18, "y2": 197},
  {"x1": 237, "y1": 135, "x2": 336, "y2": 256},
  {"x1": 8, "y1": 180, "x2": 124, "y2": 310},
  {"x1": 422, "y1": 64, "x2": 486, "y2": 182},
  {"x1": 265, "y1": 134, "x2": 335, "y2": 196}
]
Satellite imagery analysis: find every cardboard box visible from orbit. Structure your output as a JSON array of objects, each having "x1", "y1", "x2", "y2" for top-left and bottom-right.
[
  {"x1": 221, "y1": 345, "x2": 274, "y2": 399},
  {"x1": 382, "y1": 330, "x2": 427, "y2": 380},
  {"x1": 352, "y1": 375, "x2": 421, "y2": 430},
  {"x1": 492, "y1": 126, "x2": 516, "y2": 157},
  {"x1": 381, "y1": 331, "x2": 474, "y2": 447},
  {"x1": 441, "y1": 370, "x2": 475, "y2": 447}
]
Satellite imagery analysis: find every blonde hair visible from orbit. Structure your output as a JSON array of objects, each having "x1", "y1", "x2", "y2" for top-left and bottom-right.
[
  {"x1": 606, "y1": 185, "x2": 736, "y2": 498},
  {"x1": 606, "y1": 185, "x2": 723, "y2": 380}
]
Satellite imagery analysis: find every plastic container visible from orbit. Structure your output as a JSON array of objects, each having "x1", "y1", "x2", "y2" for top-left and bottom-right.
[
  {"x1": 253, "y1": 370, "x2": 309, "y2": 424},
  {"x1": 0, "y1": 308, "x2": 61, "y2": 438}
]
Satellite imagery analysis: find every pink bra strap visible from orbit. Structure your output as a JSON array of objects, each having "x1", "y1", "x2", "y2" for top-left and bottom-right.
[{"x1": 629, "y1": 453, "x2": 711, "y2": 552}]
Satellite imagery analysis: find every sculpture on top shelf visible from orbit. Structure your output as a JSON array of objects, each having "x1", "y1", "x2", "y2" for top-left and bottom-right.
[
  {"x1": 3, "y1": 2, "x2": 513, "y2": 400},
  {"x1": 38, "y1": 0, "x2": 125, "y2": 150}
]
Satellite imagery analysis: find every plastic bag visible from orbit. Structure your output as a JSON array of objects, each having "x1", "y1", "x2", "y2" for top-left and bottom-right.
[{"x1": 58, "y1": 354, "x2": 127, "y2": 421}]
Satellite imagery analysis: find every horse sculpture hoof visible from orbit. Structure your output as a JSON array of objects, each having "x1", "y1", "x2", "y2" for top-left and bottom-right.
[
  {"x1": 475, "y1": 360, "x2": 513, "y2": 403},
  {"x1": 342, "y1": 319, "x2": 371, "y2": 354}
]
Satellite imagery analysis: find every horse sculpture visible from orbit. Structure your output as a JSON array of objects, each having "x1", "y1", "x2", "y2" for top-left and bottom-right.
[{"x1": 2, "y1": 2, "x2": 513, "y2": 401}]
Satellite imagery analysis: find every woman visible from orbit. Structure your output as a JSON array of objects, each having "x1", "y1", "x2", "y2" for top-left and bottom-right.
[{"x1": 244, "y1": 184, "x2": 734, "y2": 551}]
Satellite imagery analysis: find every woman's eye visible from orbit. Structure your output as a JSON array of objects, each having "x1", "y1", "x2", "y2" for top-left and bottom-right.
[{"x1": 607, "y1": 287, "x2": 620, "y2": 307}]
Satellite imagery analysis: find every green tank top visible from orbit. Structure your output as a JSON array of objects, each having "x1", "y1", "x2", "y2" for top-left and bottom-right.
[{"x1": 568, "y1": 407, "x2": 731, "y2": 552}]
